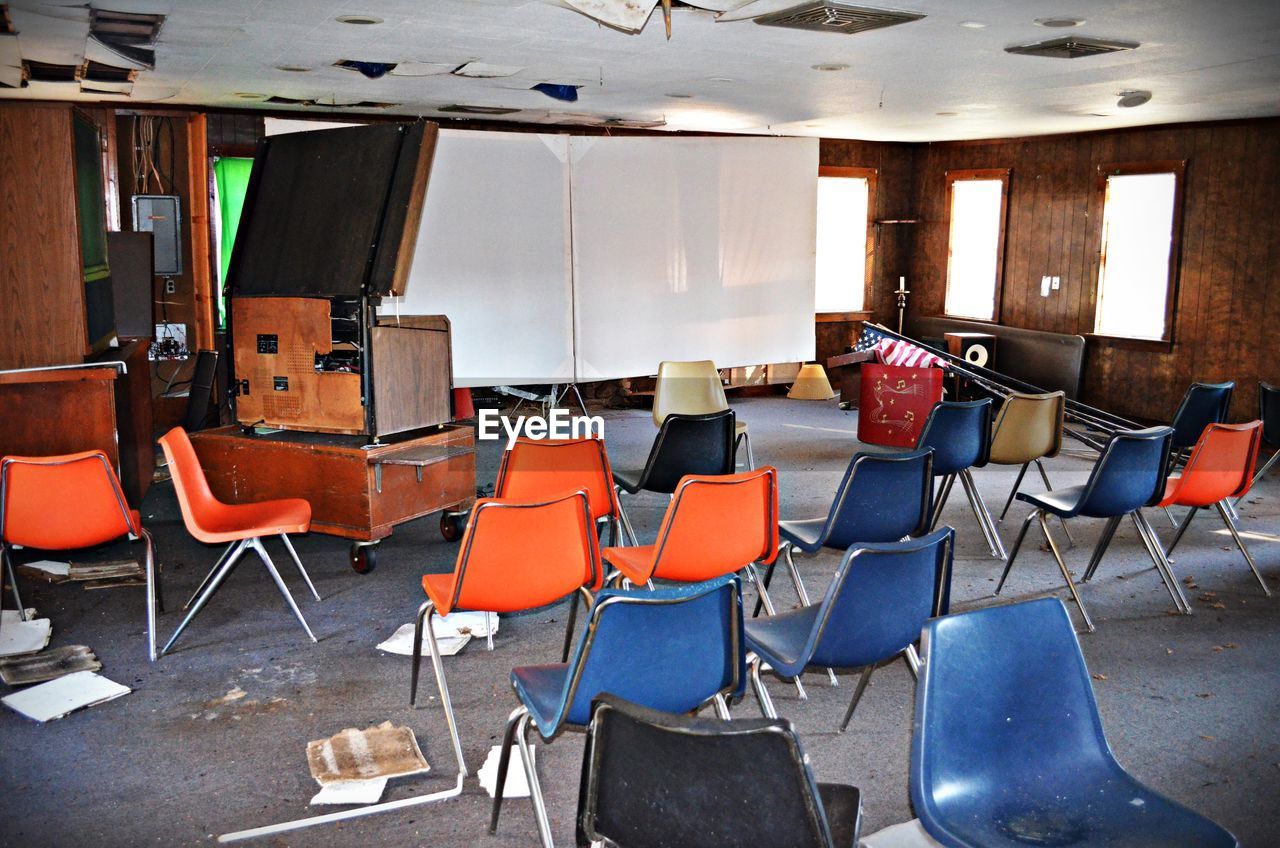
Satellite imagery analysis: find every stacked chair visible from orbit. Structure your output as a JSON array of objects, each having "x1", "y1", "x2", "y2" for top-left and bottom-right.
[
  {"x1": 495, "y1": 436, "x2": 624, "y2": 547},
  {"x1": 988, "y1": 390, "x2": 1070, "y2": 532},
  {"x1": 653, "y1": 359, "x2": 753, "y2": 468}
]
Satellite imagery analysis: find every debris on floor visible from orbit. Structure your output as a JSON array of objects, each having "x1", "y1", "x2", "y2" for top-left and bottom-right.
[
  {"x1": 307, "y1": 721, "x2": 430, "y2": 785},
  {"x1": 477, "y1": 744, "x2": 534, "y2": 799},
  {"x1": 436, "y1": 610, "x2": 499, "y2": 638},
  {"x1": 860, "y1": 819, "x2": 946, "y2": 847},
  {"x1": 1, "y1": 670, "x2": 130, "y2": 722},
  {"x1": 0, "y1": 610, "x2": 52, "y2": 657},
  {"x1": 376, "y1": 624, "x2": 470, "y2": 657},
  {"x1": 309, "y1": 777, "x2": 389, "y2": 806},
  {"x1": 16, "y1": 558, "x2": 144, "y2": 588},
  {"x1": 0, "y1": 645, "x2": 100, "y2": 685},
  {"x1": 17, "y1": 560, "x2": 71, "y2": 582}
]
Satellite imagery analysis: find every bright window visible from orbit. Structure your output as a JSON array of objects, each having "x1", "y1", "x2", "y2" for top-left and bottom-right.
[
  {"x1": 944, "y1": 170, "x2": 1008, "y2": 321},
  {"x1": 1094, "y1": 166, "x2": 1182, "y2": 341},
  {"x1": 815, "y1": 166, "x2": 875, "y2": 313}
]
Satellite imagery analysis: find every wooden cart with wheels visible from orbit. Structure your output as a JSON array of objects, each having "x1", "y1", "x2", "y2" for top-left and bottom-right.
[{"x1": 190, "y1": 424, "x2": 476, "y2": 572}]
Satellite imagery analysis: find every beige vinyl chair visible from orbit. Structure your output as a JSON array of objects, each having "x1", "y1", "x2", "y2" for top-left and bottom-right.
[
  {"x1": 653, "y1": 360, "x2": 753, "y2": 468},
  {"x1": 990, "y1": 391, "x2": 1073, "y2": 543}
]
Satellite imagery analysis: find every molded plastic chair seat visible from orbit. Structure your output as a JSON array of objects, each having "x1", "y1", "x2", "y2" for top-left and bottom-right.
[
  {"x1": 187, "y1": 498, "x2": 311, "y2": 542},
  {"x1": 1015, "y1": 484, "x2": 1090, "y2": 516},
  {"x1": 912, "y1": 598, "x2": 1238, "y2": 848},
  {"x1": 778, "y1": 518, "x2": 827, "y2": 552},
  {"x1": 599, "y1": 546, "x2": 652, "y2": 585},
  {"x1": 510, "y1": 664, "x2": 574, "y2": 730},
  {"x1": 742, "y1": 604, "x2": 822, "y2": 667}
]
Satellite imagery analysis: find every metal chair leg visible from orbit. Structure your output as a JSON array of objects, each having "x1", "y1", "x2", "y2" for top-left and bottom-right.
[
  {"x1": 752, "y1": 560, "x2": 776, "y2": 618},
  {"x1": 421, "y1": 603, "x2": 469, "y2": 780},
  {"x1": 737, "y1": 430, "x2": 755, "y2": 470},
  {"x1": 614, "y1": 487, "x2": 639, "y2": 546},
  {"x1": 162, "y1": 538, "x2": 249, "y2": 654},
  {"x1": 1081, "y1": 516, "x2": 1122, "y2": 583},
  {"x1": 1132, "y1": 511, "x2": 1192, "y2": 613},
  {"x1": 489, "y1": 705, "x2": 526, "y2": 834},
  {"x1": 560, "y1": 587, "x2": 594, "y2": 663},
  {"x1": 1034, "y1": 459, "x2": 1074, "y2": 546},
  {"x1": 1037, "y1": 512, "x2": 1094, "y2": 633},
  {"x1": 410, "y1": 600, "x2": 431, "y2": 705},
  {"x1": 773, "y1": 549, "x2": 836, "y2": 686},
  {"x1": 749, "y1": 653, "x2": 778, "y2": 719},
  {"x1": 712, "y1": 693, "x2": 731, "y2": 720},
  {"x1": 999, "y1": 463, "x2": 1030, "y2": 521},
  {"x1": 182, "y1": 540, "x2": 238, "y2": 611},
  {"x1": 249, "y1": 538, "x2": 317, "y2": 642},
  {"x1": 996, "y1": 511, "x2": 1038, "y2": 594},
  {"x1": 279, "y1": 533, "x2": 321, "y2": 601},
  {"x1": 960, "y1": 469, "x2": 1007, "y2": 560},
  {"x1": 929, "y1": 474, "x2": 956, "y2": 531},
  {"x1": 141, "y1": 529, "x2": 159, "y2": 662},
  {"x1": 1, "y1": 546, "x2": 25, "y2": 620},
  {"x1": 1166, "y1": 506, "x2": 1200, "y2": 558},
  {"x1": 517, "y1": 711, "x2": 555, "y2": 848},
  {"x1": 1216, "y1": 501, "x2": 1272, "y2": 596},
  {"x1": 1233, "y1": 449, "x2": 1279, "y2": 509},
  {"x1": 838, "y1": 666, "x2": 874, "y2": 733},
  {"x1": 744, "y1": 563, "x2": 776, "y2": 616},
  {"x1": 904, "y1": 644, "x2": 922, "y2": 678}
]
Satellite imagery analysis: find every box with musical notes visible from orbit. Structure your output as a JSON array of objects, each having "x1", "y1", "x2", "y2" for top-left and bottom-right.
[{"x1": 856, "y1": 363, "x2": 944, "y2": 447}]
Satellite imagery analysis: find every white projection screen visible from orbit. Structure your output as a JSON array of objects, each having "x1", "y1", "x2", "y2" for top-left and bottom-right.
[
  {"x1": 569, "y1": 136, "x2": 818, "y2": 381},
  {"x1": 380, "y1": 130, "x2": 575, "y2": 387}
]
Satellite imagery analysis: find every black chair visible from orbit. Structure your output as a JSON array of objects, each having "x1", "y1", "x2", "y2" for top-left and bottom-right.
[
  {"x1": 577, "y1": 694, "x2": 862, "y2": 848},
  {"x1": 180, "y1": 349, "x2": 219, "y2": 432},
  {"x1": 1170, "y1": 381, "x2": 1234, "y2": 454},
  {"x1": 1235, "y1": 381, "x2": 1280, "y2": 506},
  {"x1": 612, "y1": 409, "x2": 736, "y2": 544}
]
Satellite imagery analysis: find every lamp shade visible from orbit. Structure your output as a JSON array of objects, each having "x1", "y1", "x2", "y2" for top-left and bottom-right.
[{"x1": 788, "y1": 364, "x2": 836, "y2": 400}]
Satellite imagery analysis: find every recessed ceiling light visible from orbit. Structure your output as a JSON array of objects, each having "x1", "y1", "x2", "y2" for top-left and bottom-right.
[
  {"x1": 335, "y1": 14, "x2": 383, "y2": 25},
  {"x1": 936, "y1": 111, "x2": 959, "y2": 116},
  {"x1": 234, "y1": 92, "x2": 268, "y2": 99},
  {"x1": 1035, "y1": 17, "x2": 1085, "y2": 28},
  {"x1": 1117, "y1": 89, "x2": 1151, "y2": 108},
  {"x1": 274, "y1": 65, "x2": 311, "y2": 73},
  {"x1": 811, "y1": 63, "x2": 848, "y2": 72},
  {"x1": 958, "y1": 21, "x2": 987, "y2": 29},
  {"x1": 665, "y1": 92, "x2": 694, "y2": 99}
]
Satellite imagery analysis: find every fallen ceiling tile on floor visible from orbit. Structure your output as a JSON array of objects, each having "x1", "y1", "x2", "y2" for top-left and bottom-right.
[
  {"x1": 0, "y1": 614, "x2": 52, "y2": 657},
  {"x1": 1, "y1": 670, "x2": 129, "y2": 722},
  {"x1": 0, "y1": 645, "x2": 101, "y2": 686},
  {"x1": 307, "y1": 721, "x2": 430, "y2": 785}
]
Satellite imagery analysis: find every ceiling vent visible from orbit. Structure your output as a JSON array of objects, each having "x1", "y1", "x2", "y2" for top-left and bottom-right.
[
  {"x1": 1005, "y1": 35, "x2": 1138, "y2": 59},
  {"x1": 755, "y1": 2, "x2": 924, "y2": 35}
]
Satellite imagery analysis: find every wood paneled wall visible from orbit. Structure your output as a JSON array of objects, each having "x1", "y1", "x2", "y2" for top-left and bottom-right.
[
  {"x1": 827, "y1": 119, "x2": 1280, "y2": 422},
  {"x1": 0, "y1": 104, "x2": 89, "y2": 369}
]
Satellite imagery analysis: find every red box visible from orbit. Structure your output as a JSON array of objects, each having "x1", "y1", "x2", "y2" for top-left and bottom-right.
[{"x1": 856, "y1": 364, "x2": 944, "y2": 448}]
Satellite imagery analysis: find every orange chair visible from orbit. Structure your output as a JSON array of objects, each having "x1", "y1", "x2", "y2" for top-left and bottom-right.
[
  {"x1": 495, "y1": 437, "x2": 625, "y2": 546},
  {"x1": 158, "y1": 427, "x2": 320, "y2": 654},
  {"x1": 410, "y1": 489, "x2": 599, "y2": 781},
  {"x1": 1141, "y1": 421, "x2": 1270, "y2": 595},
  {"x1": 0, "y1": 451, "x2": 161, "y2": 660},
  {"x1": 601, "y1": 467, "x2": 779, "y2": 606}
]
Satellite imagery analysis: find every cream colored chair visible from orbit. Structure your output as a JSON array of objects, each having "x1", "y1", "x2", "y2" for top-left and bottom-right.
[
  {"x1": 653, "y1": 360, "x2": 753, "y2": 468},
  {"x1": 990, "y1": 391, "x2": 1072, "y2": 542}
]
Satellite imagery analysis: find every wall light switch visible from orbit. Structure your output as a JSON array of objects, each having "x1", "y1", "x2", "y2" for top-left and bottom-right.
[{"x1": 1051, "y1": 276, "x2": 1061, "y2": 290}]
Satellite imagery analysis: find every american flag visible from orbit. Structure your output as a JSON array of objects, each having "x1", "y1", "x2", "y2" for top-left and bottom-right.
[{"x1": 854, "y1": 326, "x2": 949, "y2": 370}]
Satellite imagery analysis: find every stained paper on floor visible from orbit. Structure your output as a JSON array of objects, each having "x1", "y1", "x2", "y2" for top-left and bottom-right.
[
  {"x1": 1, "y1": 670, "x2": 130, "y2": 722},
  {"x1": 307, "y1": 721, "x2": 430, "y2": 785},
  {"x1": 477, "y1": 744, "x2": 535, "y2": 799},
  {"x1": 0, "y1": 612, "x2": 52, "y2": 657},
  {"x1": 0, "y1": 645, "x2": 101, "y2": 685},
  {"x1": 309, "y1": 777, "x2": 389, "y2": 806},
  {"x1": 376, "y1": 623, "x2": 470, "y2": 657}
]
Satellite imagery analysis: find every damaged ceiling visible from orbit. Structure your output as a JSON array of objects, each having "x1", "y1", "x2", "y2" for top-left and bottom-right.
[{"x1": 0, "y1": 0, "x2": 1277, "y2": 141}]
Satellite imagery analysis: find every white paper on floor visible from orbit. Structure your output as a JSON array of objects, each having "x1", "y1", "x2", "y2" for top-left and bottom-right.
[
  {"x1": 1, "y1": 670, "x2": 130, "y2": 722},
  {"x1": 24, "y1": 560, "x2": 70, "y2": 577},
  {"x1": 860, "y1": 819, "x2": 946, "y2": 848},
  {"x1": 376, "y1": 624, "x2": 470, "y2": 657},
  {"x1": 435, "y1": 610, "x2": 499, "y2": 638},
  {"x1": 0, "y1": 614, "x2": 52, "y2": 657},
  {"x1": 477, "y1": 744, "x2": 534, "y2": 799},
  {"x1": 309, "y1": 777, "x2": 389, "y2": 806}
]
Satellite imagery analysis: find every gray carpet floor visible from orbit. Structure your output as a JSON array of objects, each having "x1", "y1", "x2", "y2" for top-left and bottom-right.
[{"x1": 1, "y1": 396, "x2": 1277, "y2": 847}]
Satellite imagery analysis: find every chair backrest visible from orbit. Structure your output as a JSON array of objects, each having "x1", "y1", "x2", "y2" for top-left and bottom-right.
[
  {"x1": 636, "y1": 410, "x2": 736, "y2": 494},
  {"x1": 181, "y1": 349, "x2": 220, "y2": 432},
  {"x1": 989, "y1": 390, "x2": 1066, "y2": 465},
  {"x1": 1075, "y1": 426, "x2": 1174, "y2": 518},
  {"x1": 1168, "y1": 422, "x2": 1262, "y2": 506},
  {"x1": 1170, "y1": 381, "x2": 1234, "y2": 450},
  {"x1": 915, "y1": 399, "x2": 993, "y2": 475},
  {"x1": 579, "y1": 694, "x2": 851, "y2": 848},
  {"x1": 446, "y1": 490, "x2": 599, "y2": 614},
  {"x1": 0, "y1": 451, "x2": 137, "y2": 550},
  {"x1": 912, "y1": 599, "x2": 1121, "y2": 836},
  {"x1": 822, "y1": 449, "x2": 933, "y2": 549},
  {"x1": 646, "y1": 467, "x2": 779, "y2": 583},
  {"x1": 495, "y1": 437, "x2": 619, "y2": 522},
  {"x1": 548, "y1": 576, "x2": 744, "y2": 732},
  {"x1": 807, "y1": 529, "x2": 954, "y2": 670},
  {"x1": 1260, "y1": 382, "x2": 1280, "y2": 446},
  {"x1": 158, "y1": 426, "x2": 225, "y2": 540},
  {"x1": 653, "y1": 360, "x2": 729, "y2": 426}
]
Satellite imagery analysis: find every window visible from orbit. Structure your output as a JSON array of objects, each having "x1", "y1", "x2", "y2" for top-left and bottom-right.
[
  {"x1": 944, "y1": 169, "x2": 1009, "y2": 321},
  {"x1": 1093, "y1": 162, "x2": 1184, "y2": 342},
  {"x1": 815, "y1": 166, "x2": 875, "y2": 313}
]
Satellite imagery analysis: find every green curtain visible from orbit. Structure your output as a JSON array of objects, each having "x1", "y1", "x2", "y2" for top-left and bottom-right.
[{"x1": 213, "y1": 157, "x2": 254, "y2": 327}]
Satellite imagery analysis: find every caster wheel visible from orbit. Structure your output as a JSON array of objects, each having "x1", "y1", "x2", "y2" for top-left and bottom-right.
[
  {"x1": 351, "y1": 544, "x2": 378, "y2": 574},
  {"x1": 440, "y1": 512, "x2": 466, "y2": 542}
]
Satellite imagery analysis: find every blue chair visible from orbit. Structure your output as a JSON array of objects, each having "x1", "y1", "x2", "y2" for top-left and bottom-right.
[
  {"x1": 759, "y1": 448, "x2": 933, "y2": 619},
  {"x1": 997, "y1": 426, "x2": 1186, "y2": 633},
  {"x1": 916, "y1": 399, "x2": 1005, "y2": 560},
  {"x1": 1171, "y1": 381, "x2": 1235, "y2": 454},
  {"x1": 746, "y1": 529, "x2": 954, "y2": 732},
  {"x1": 912, "y1": 598, "x2": 1239, "y2": 848},
  {"x1": 489, "y1": 576, "x2": 744, "y2": 848}
]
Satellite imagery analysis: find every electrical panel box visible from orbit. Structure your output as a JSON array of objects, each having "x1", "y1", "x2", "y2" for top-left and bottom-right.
[{"x1": 131, "y1": 194, "x2": 183, "y2": 276}]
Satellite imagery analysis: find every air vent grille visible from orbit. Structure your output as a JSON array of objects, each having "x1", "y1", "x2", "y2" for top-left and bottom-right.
[
  {"x1": 755, "y1": 2, "x2": 924, "y2": 34},
  {"x1": 1005, "y1": 36, "x2": 1138, "y2": 59}
]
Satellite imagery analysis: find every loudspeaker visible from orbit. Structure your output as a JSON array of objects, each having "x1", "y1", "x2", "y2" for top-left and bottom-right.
[
  {"x1": 107, "y1": 231, "x2": 154, "y2": 339},
  {"x1": 132, "y1": 194, "x2": 183, "y2": 276},
  {"x1": 945, "y1": 332, "x2": 996, "y2": 370}
]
